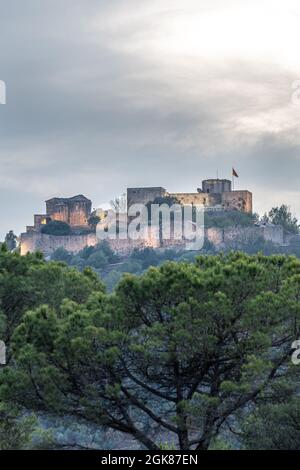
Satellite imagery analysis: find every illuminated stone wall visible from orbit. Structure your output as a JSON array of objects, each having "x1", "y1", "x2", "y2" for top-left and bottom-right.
[
  {"x1": 20, "y1": 224, "x2": 284, "y2": 257},
  {"x1": 20, "y1": 232, "x2": 97, "y2": 256},
  {"x1": 45, "y1": 196, "x2": 92, "y2": 226}
]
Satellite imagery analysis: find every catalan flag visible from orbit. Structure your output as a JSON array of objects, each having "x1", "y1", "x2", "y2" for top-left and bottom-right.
[{"x1": 232, "y1": 167, "x2": 239, "y2": 178}]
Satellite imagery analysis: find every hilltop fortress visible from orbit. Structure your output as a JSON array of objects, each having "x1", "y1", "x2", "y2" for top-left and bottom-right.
[{"x1": 20, "y1": 179, "x2": 285, "y2": 256}]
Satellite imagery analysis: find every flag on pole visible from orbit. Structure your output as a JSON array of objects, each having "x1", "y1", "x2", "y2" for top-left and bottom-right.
[{"x1": 232, "y1": 168, "x2": 239, "y2": 178}]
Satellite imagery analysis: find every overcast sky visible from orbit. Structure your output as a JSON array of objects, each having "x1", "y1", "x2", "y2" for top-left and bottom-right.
[{"x1": 1, "y1": 0, "x2": 300, "y2": 239}]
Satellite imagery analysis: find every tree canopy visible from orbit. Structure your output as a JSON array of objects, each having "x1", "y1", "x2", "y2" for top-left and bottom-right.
[
  {"x1": 4, "y1": 231, "x2": 18, "y2": 252},
  {"x1": 0, "y1": 250, "x2": 299, "y2": 449},
  {"x1": 264, "y1": 205, "x2": 299, "y2": 234}
]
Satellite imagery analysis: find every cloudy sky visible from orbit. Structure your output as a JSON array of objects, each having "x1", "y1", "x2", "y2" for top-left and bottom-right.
[{"x1": 1, "y1": 0, "x2": 300, "y2": 238}]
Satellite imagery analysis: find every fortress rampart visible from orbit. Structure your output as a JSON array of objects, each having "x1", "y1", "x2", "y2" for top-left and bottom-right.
[{"x1": 20, "y1": 225, "x2": 285, "y2": 256}]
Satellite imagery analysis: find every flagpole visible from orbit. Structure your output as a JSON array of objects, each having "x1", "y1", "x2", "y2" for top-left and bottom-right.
[{"x1": 232, "y1": 168, "x2": 234, "y2": 191}]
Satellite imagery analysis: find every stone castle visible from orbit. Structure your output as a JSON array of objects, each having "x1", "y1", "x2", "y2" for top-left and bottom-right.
[
  {"x1": 127, "y1": 178, "x2": 252, "y2": 214},
  {"x1": 27, "y1": 194, "x2": 92, "y2": 231},
  {"x1": 20, "y1": 179, "x2": 286, "y2": 256}
]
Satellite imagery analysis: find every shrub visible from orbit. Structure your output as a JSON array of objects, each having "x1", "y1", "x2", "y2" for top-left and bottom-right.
[
  {"x1": 51, "y1": 247, "x2": 72, "y2": 263},
  {"x1": 86, "y1": 251, "x2": 108, "y2": 269},
  {"x1": 41, "y1": 221, "x2": 72, "y2": 236}
]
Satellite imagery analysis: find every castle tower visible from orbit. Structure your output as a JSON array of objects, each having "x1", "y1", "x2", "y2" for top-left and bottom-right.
[
  {"x1": 201, "y1": 179, "x2": 231, "y2": 194},
  {"x1": 45, "y1": 195, "x2": 92, "y2": 226}
]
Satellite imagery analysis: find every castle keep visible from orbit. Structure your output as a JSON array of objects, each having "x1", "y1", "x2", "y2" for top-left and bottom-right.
[
  {"x1": 45, "y1": 195, "x2": 92, "y2": 226},
  {"x1": 26, "y1": 195, "x2": 92, "y2": 233}
]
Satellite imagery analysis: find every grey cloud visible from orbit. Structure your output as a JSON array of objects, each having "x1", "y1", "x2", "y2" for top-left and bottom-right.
[{"x1": 0, "y1": 0, "x2": 300, "y2": 239}]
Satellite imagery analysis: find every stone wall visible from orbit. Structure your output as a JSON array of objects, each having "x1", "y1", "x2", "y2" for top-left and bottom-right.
[
  {"x1": 20, "y1": 223, "x2": 285, "y2": 256},
  {"x1": 127, "y1": 186, "x2": 252, "y2": 214},
  {"x1": 205, "y1": 224, "x2": 284, "y2": 248},
  {"x1": 45, "y1": 196, "x2": 92, "y2": 226},
  {"x1": 222, "y1": 190, "x2": 252, "y2": 213},
  {"x1": 259, "y1": 224, "x2": 284, "y2": 244},
  {"x1": 205, "y1": 227, "x2": 224, "y2": 245},
  {"x1": 20, "y1": 232, "x2": 97, "y2": 256},
  {"x1": 169, "y1": 192, "x2": 221, "y2": 207},
  {"x1": 127, "y1": 187, "x2": 166, "y2": 211},
  {"x1": 20, "y1": 230, "x2": 162, "y2": 257},
  {"x1": 202, "y1": 179, "x2": 231, "y2": 194},
  {"x1": 46, "y1": 203, "x2": 69, "y2": 223}
]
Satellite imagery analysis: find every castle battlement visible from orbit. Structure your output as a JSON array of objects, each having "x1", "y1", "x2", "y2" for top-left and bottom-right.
[{"x1": 127, "y1": 179, "x2": 253, "y2": 214}]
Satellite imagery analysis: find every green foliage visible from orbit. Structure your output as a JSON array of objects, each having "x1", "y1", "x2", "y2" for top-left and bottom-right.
[
  {"x1": 209, "y1": 438, "x2": 232, "y2": 450},
  {"x1": 131, "y1": 247, "x2": 160, "y2": 269},
  {"x1": 0, "y1": 250, "x2": 104, "y2": 346},
  {"x1": 0, "y1": 402, "x2": 54, "y2": 450},
  {"x1": 59, "y1": 244, "x2": 184, "y2": 290},
  {"x1": 80, "y1": 245, "x2": 95, "y2": 260},
  {"x1": 0, "y1": 250, "x2": 106, "y2": 449},
  {"x1": 51, "y1": 247, "x2": 72, "y2": 263},
  {"x1": 4, "y1": 231, "x2": 18, "y2": 252},
  {"x1": 88, "y1": 215, "x2": 100, "y2": 230},
  {"x1": 0, "y1": 404, "x2": 37, "y2": 450},
  {"x1": 87, "y1": 251, "x2": 108, "y2": 269},
  {"x1": 265, "y1": 205, "x2": 299, "y2": 234},
  {"x1": 1, "y1": 251, "x2": 299, "y2": 450},
  {"x1": 41, "y1": 220, "x2": 72, "y2": 236},
  {"x1": 205, "y1": 210, "x2": 255, "y2": 228},
  {"x1": 103, "y1": 270, "x2": 122, "y2": 292},
  {"x1": 241, "y1": 397, "x2": 300, "y2": 449},
  {"x1": 51, "y1": 241, "x2": 120, "y2": 276},
  {"x1": 201, "y1": 238, "x2": 216, "y2": 253},
  {"x1": 225, "y1": 233, "x2": 279, "y2": 255},
  {"x1": 97, "y1": 240, "x2": 119, "y2": 262}
]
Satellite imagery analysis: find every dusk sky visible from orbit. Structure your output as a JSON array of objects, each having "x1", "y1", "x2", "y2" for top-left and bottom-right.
[{"x1": 1, "y1": 0, "x2": 300, "y2": 239}]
